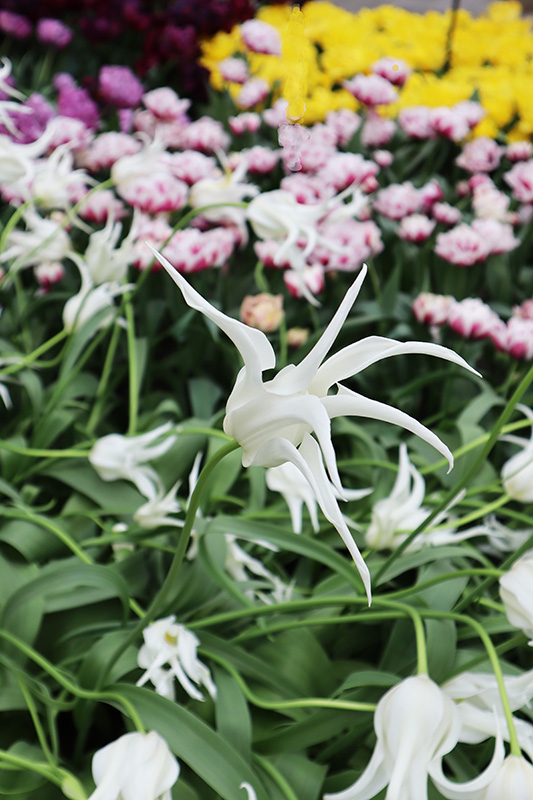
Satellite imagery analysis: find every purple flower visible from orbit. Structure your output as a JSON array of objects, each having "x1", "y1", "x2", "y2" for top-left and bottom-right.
[
  {"x1": 0, "y1": 10, "x2": 32, "y2": 39},
  {"x1": 37, "y1": 18, "x2": 73, "y2": 49},
  {"x1": 57, "y1": 85, "x2": 100, "y2": 131},
  {"x1": 0, "y1": 93, "x2": 55, "y2": 143},
  {"x1": 98, "y1": 65, "x2": 144, "y2": 109}
]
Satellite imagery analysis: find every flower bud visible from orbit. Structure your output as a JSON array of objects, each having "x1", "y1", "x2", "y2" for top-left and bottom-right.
[{"x1": 240, "y1": 293, "x2": 284, "y2": 333}]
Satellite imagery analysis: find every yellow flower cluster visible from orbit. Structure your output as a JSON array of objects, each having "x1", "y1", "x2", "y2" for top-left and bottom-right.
[{"x1": 200, "y1": 0, "x2": 533, "y2": 139}]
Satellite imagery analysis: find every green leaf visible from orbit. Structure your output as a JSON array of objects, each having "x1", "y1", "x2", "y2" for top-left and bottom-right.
[
  {"x1": 43, "y1": 462, "x2": 144, "y2": 512},
  {"x1": 110, "y1": 684, "x2": 270, "y2": 800},
  {"x1": 214, "y1": 665, "x2": 252, "y2": 762},
  {"x1": 426, "y1": 619, "x2": 457, "y2": 683},
  {"x1": 1, "y1": 561, "x2": 130, "y2": 631}
]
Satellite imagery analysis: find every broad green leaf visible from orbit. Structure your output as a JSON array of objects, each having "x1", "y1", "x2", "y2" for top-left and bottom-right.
[
  {"x1": 426, "y1": 619, "x2": 457, "y2": 683},
  {"x1": 1, "y1": 561, "x2": 129, "y2": 631},
  {"x1": 375, "y1": 545, "x2": 488, "y2": 585},
  {"x1": 214, "y1": 665, "x2": 252, "y2": 761},
  {"x1": 271, "y1": 753, "x2": 328, "y2": 800},
  {"x1": 334, "y1": 670, "x2": 399, "y2": 696},
  {"x1": 0, "y1": 518, "x2": 68, "y2": 562},
  {"x1": 43, "y1": 462, "x2": 144, "y2": 512},
  {"x1": 110, "y1": 684, "x2": 270, "y2": 800}
]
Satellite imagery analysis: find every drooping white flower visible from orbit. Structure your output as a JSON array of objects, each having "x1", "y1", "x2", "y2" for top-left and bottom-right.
[
  {"x1": 150, "y1": 247, "x2": 478, "y2": 600},
  {"x1": 62, "y1": 258, "x2": 132, "y2": 333},
  {"x1": 88, "y1": 730, "x2": 179, "y2": 800},
  {"x1": 365, "y1": 444, "x2": 470, "y2": 551},
  {"x1": 133, "y1": 481, "x2": 183, "y2": 529},
  {"x1": 136, "y1": 615, "x2": 216, "y2": 702},
  {"x1": 89, "y1": 422, "x2": 176, "y2": 500},
  {"x1": 72, "y1": 215, "x2": 133, "y2": 285},
  {"x1": 324, "y1": 674, "x2": 461, "y2": 800},
  {"x1": 430, "y1": 753, "x2": 531, "y2": 800},
  {"x1": 266, "y1": 460, "x2": 371, "y2": 534},
  {"x1": 501, "y1": 405, "x2": 533, "y2": 502},
  {"x1": 443, "y1": 669, "x2": 533, "y2": 760},
  {"x1": 499, "y1": 550, "x2": 533, "y2": 644},
  {"x1": 224, "y1": 533, "x2": 292, "y2": 604}
]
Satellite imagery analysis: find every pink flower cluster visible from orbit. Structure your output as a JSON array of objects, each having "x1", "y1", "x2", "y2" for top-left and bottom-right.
[{"x1": 413, "y1": 294, "x2": 533, "y2": 361}]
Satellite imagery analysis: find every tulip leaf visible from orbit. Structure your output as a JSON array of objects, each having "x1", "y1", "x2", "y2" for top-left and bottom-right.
[
  {"x1": 43, "y1": 462, "x2": 144, "y2": 512},
  {"x1": 426, "y1": 619, "x2": 457, "y2": 683},
  {"x1": 214, "y1": 665, "x2": 252, "y2": 761},
  {"x1": 110, "y1": 684, "x2": 270, "y2": 800},
  {"x1": 1, "y1": 561, "x2": 130, "y2": 631},
  {"x1": 375, "y1": 544, "x2": 488, "y2": 585}
]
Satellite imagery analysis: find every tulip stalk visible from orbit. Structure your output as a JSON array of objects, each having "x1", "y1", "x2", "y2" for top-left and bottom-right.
[{"x1": 96, "y1": 438, "x2": 240, "y2": 689}]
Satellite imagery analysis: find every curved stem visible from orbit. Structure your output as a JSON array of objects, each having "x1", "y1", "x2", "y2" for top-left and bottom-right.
[
  {"x1": 95, "y1": 440, "x2": 240, "y2": 689},
  {"x1": 422, "y1": 610, "x2": 521, "y2": 756},
  {"x1": 204, "y1": 650, "x2": 376, "y2": 714},
  {"x1": 0, "y1": 750, "x2": 87, "y2": 800},
  {"x1": 253, "y1": 755, "x2": 299, "y2": 800},
  {"x1": 373, "y1": 598, "x2": 428, "y2": 675},
  {"x1": 0, "y1": 329, "x2": 68, "y2": 376},
  {"x1": 124, "y1": 292, "x2": 138, "y2": 435},
  {"x1": 0, "y1": 442, "x2": 90, "y2": 459},
  {"x1": 0, "y1": 629, "x2": 145, "y2": 734}
]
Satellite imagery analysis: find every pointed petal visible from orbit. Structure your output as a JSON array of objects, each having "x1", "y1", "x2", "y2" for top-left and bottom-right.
[
  {"x1": 252, "y1": 434, "x2": 372, "y2": 601},
  {"x1": 272, "y1": 266, "x2": 368, "y2": 395},
  {"x1": 428, "y1": 733, "x2": 505, "y2": 800},
  {"x1": 324, "y1": 741, "x2": 389, "y2": 800},
  {"x1": 147, "y1": 244, "x2": 275, "y2": 378},
  {"x1": 323, "y1": 386, "x2": 454, "y2": 472},
  {"x1": 310, "y1": 336, "x2": 480, "y2": 397}
]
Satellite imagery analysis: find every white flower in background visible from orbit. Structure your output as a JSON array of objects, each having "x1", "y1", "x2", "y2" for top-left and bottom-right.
[
  {"x1": 501, "y1": 406, "x2": 533, "y2": 502},
  {"x1": 89, "y1": 422, "x2": 176, "y2": 500},
  {"x1": 133, "y1": 481, "x2": 183, "y2": 529},
  {"x1": 0, "y1": 117, "x2": 62, "y2": 184},
  {"x1": 324, "y1": 674, "x2": 461, "y2": 800},
  {"x1": 466, "y1": 515, "x2": 532, "y2": 555},
  {"x1": 499, "y1": 550, "x2": 533, "y2": 644},
  {"x1": 62, "y1": 259, "x2": 132, "y2": 333},
  {"x1": 224, "y1": 533, "x2": 292, "y2": 603},
  {"x1": 443, "y1": 669, "x2": 533, "y2": 760},
  {"x1": 430, "y1": 753, "x2": 532, "y2": 800},
  {"x1": 266, "y1": 460, "x2": 371, "y2": 534},
  {"x1": 0, "y1": 57, "x2": 29, "y2": 135},
  {"x1": 151, "y1": 247, "x2": 478, "y2": 601},
  {"x1": 136, "y1": 615, "x2": 216, "y2": 702},
  {"x1": 88, "y1": 730, "x2": 179, "y2": 800},
  {"x1": 365, "y1": 444, "x2": 470, "y2": 551},
  {"x1": 26, "y1": 145, "x2": 91, "y2": 209},
  {"x1": 70, "y1": 215, "x2": 133, "y2": 285},
  {"x1": 0, "y1": 209, "x2": 70, "y2": 272},
  {"x1": 188, "y1": 158, "x2": 259, "y2": 242}
]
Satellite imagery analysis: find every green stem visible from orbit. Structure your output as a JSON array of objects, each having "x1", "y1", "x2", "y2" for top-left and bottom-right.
[
  {"x1": 0, "y1": 750, "x2": 87, "y2": 800},
  {"x1": 0, "y1": 629, "x2": 145, "y2": 734},
  {"x1": 204, "y1": 650, "x2": 376, "y2": 714},
  {"x1": 96, "y1": 440, "x2": 240, "y2": 689},
  {"x1": 15, "y1": 677, "x2": 56, "y2": 766},
  {"x1": 278, "y1": 316, "x2": 288, "y2": 370},
  {"x1": 253, "y1": 755, "x2": 299, "y2": 800},
  {"x1": 376, "y1": 363, "x2": 533, "y2": 582},
  {"x1": 86, "y1": 323, "x2": 122, "y2": 436},
  {"x1": 422, "y1": 610, "x2": 520, "y2": 756},
  {"x1": 0, "y1": 330, "x2": 69, "y2": 377},
  {"x1": 373, "y1": 598, "x2": 428, "y2": 675},
  {"x1": 0, "y1": 442, "x2": 90, "y2": 459},
  {"x1": 231, "y1": 612, "x2": 403, "y2": 643},
  {"x1": 124, "y1": 293, "x2": 138, "y2": 435}
]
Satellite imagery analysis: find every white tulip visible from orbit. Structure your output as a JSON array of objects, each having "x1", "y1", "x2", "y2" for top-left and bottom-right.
[
  {"x1": 443, "y1": 669, "x2": 533, "y2": 760},
  {"x1": 133, "y1": 481, "x2": 183, "y2": 529},
  {"x1": 136, "y1": 615, "x2": 216, "y2": 702},
  {"x1": 501, "y1": 405, "x2": 533, "y2": 502},
  {"x1": 324, "y1": 674, "x2": 461, "y2": 800},
  {"x1": 430, "y1": 754, "x2": 532, "y2": 800},
  {"x1": 89, "y1": 422, "x2": 176, "y2": 500},
  {"x1": 499, "y1": 550, "x2": 533, "y2": 643},
  {"x1": 0, "y1": 209, "x2": 70, "y2": 271},
  {"x1": 88, "y1": 730, "x2": 179, "y2": 800},
  {"x1": 151, "y1": 246, "x2": 478, "y2": 600}
]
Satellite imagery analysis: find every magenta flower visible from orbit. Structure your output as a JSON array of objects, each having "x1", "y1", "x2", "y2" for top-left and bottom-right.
[
  {"x1": 0, "y1": 11, "x2": 32, "y2": 39},
  {"x1": 36, "y1": 18, "x2": 73, "y2": 49},
  {"x1": 98, "y1": 65, "x2": 144, "y2": 109}
]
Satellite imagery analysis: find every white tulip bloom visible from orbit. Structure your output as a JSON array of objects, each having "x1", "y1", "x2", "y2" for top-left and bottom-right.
[
  {"x1": 443, "y1": 669, "x2": 533, "y2": 760},
  {"x1": 365, "y1": 444, "x2": 470, "y2": 551},
  {"x1": 136, "y1": 615, "x2": 216, "y2": 702},
  {"x1": 499, "y1": 550, "x2": 533, "y2": 644},
  {"x1": 266, "y1": 460, "x2": 371, "y2": 534},
  {"x1": 150, "y1": 246, "x2": 478, "y2": 600},
  {"x1": 188, "y1": 158, "x2": 259, "y2": 242},
  {"x1": 430, "y1": 754, "x2": 532, "y2": 800},
  {"x1": 62, "y1": 262, "x2": 132, "y2": 333},
  {"x1": 224, "y1": 533, "x2": 292, "y2": 603},
  {"x1": 28, "y1": 145, "x2": 91, "y2": 209},
  {"x1": 324, "y1": 674, "x2": 461, "y2": 800},
  {"x1": 133, "y1": 481, "x2": 183, "y2": 529},
  {"x1": 0, "y1": 209, "x2": 70, "y2": 271},
  {"x1": 501, "y1": 406, "x2": 533, "y2": 502},
  {"x1": 88, "y1": 730, "x2": 179, "y2": 800},
  {"x1": 71, "y1": 215, "x2": 133, "y2": 285},
  {"x1": 89, "y1": 422, "x2": 176, "y2": 500}
]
